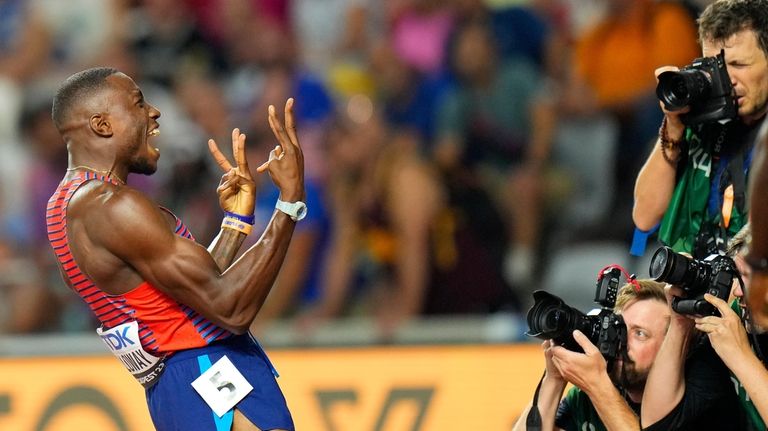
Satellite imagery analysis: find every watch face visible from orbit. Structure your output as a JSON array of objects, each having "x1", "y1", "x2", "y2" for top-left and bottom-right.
[
  {"x1": 276, "y1": 200, "x2": 307, "y2": 221},
  {"x1": 296, "y1": 203, "x2": 307, "y2": 220}
]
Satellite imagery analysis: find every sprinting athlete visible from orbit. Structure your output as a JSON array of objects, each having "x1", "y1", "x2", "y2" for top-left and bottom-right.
[{"x1": 46, "y1": 67, "x2": 306, "y2": 431}]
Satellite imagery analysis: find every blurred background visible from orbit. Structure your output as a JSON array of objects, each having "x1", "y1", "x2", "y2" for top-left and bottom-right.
[{"x1": 0, "y1": 0, "x2": 712, "y2": 428}]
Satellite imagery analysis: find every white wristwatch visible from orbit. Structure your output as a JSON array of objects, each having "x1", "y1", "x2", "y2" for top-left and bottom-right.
[{"x1": 275, "y1": 199, "x2": 307, "y2": 221}]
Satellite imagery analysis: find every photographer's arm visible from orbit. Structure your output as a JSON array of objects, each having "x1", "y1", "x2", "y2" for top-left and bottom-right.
[
  {"x1": 724, "y1": 351, "x2": 768, "y2": 426},
  {"x1": 512, "y1": 340, "x2": 567, "y2": 431},
  {"x1": 633, "y1": 67, "x2": 687, "y2": 231},
  {"x1": 697, "y1": 294, "x2": 768, "y2": 425},
  {"x1": 552, "y1": 331, "x2": 640, "y2": 431},
  {"x1": 632, "y1": 117, "x2": 684, "y2": 230},
  {"x1": 730, "y1": 354, "x2": 768, "y2": 425},
  {"x1": 640, "y1": 290, "x2": 695, "y2": 426}
]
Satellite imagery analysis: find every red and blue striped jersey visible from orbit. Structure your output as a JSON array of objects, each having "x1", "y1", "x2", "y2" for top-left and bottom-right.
[{"x1": 46, "y1": 172, "x2": 232, "y2": 355}]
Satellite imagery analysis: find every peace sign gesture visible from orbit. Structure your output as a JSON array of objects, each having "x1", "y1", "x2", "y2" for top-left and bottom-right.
[
  {"x1": 207, "y1": 128, "x2": 256, "y2": 217},
  {"x1": 258, "y1": 98, "x2": 305, "y2": 202}
]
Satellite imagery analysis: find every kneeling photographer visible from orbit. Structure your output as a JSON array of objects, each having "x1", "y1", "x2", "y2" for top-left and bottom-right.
[
  {"x1": 641, "y1": 224, "x2": 766, "y2": 429},
  {"x1": 513, "y1": 268, "x2": 670, "y2": 431}
]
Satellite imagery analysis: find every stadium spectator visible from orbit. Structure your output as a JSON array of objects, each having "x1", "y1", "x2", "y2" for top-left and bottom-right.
[
  {"x1": 435, "y1": 18, "x2": 556, "y2": 290},
  {"x1": 563, "y1": 0, "x2": 699, "y2": 241}
]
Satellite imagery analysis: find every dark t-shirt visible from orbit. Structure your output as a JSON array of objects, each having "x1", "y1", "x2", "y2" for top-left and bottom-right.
[
  {"x1": 642, "y1": 338, "x2": 748, "y2": 430},
  {"x1": 555, "y1": 386, "x2": 640, "y2": 431}
]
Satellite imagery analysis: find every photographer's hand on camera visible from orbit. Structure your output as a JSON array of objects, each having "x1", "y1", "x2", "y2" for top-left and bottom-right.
[
  {"x1": 551, "y1": 330, "x2": 641, "y2": 430},
  {"x1": 543, "y1": 339, "x2": 566, "y2": 385},
  {"x1": 695, "y1": 291, "x2": 768, "y2": 427},
  {"x1": 695, "y1": 293, "x2": 752, "y2": 370},
  {"x1": 666, "y1": 284, "x2": 697, "y2": 331},
  {"x1": 551, "y1": 330, "x2": 610, "y2": 394}
]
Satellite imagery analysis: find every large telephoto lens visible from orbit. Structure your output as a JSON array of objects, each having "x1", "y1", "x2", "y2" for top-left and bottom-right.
[
  {"x1": 656, "y1": 69, "x2": 712, "y2": 111},
  {"x1": 526, "y1": 291, "x2": 597, "y2": 351},
  {"x1": 649, "y1": 246, "x2": 710, "y2": 292}
]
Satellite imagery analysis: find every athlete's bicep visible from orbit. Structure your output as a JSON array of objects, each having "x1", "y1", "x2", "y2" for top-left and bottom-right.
[{"x1": 91, "y1": 190, "x2": 225, "y2": 312}]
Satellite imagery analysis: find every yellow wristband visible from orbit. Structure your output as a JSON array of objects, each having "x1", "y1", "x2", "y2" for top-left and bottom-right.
[{"x1": 221, "y1": 216, "x2": 253, "y2": 235}]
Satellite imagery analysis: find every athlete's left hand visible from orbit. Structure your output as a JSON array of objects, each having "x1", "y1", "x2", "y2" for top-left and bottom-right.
[{"x1": 208, "y1": 128, "x2": 256, "y2": 217}]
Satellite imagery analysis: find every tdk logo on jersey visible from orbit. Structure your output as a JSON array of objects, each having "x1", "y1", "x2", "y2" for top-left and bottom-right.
[{"x1": 101, "y1": 326, "x2": 136, "y2": 351}]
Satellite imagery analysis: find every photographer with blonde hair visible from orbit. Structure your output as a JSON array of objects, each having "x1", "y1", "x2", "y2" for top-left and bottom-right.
[{"x1": 513, "y1": 278, "x2": 670, "y2": 431}]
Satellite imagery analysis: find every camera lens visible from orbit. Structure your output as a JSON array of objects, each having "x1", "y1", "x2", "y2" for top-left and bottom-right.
[
  {"x1": 656, "y1": 69, "x2": 712, "y2": 111},
  {"x1": 649, "y1": 246, "x2": 691, "y2": 284},
  {"x1": 526, "y1": 291, "x2": 571, "y2": 337},
  {"x1": 526, "y1": 291, "x2": 598, "y2": 350}
]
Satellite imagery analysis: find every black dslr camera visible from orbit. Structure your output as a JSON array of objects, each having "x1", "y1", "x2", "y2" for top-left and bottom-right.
[
  {"x1": 649, "y1": 246, "x2": 737, "y2": 315},
  {"x1": 526, "y1": 268, "x2": 627, "y2": 369},
  {"x1": 656, "y1": 49, "x2": 737, "y2": 126}
]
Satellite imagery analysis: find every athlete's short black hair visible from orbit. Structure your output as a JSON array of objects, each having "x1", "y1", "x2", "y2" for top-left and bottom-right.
[{"x1": 51, "y1": 67, "x2": 119, "y2": 130}]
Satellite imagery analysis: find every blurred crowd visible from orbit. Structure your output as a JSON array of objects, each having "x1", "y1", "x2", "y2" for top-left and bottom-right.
[{"x1": 0, "y1": 0, "x2": 711, "y2": 338}]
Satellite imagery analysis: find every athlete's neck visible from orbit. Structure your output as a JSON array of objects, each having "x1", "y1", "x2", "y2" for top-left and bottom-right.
[{"x1": 66, "y1": 165, "x2": 126, "y2": 185}]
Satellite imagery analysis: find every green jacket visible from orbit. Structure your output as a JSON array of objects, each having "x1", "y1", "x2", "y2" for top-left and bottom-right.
[{"x1": 659, "y1": 121, "x2": 753, "y2": 256}]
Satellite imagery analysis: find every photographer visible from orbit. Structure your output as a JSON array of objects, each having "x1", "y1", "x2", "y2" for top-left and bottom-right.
[
  {"x1": 512, "y1": 279, "x2": 670, "y2": 431},
  {"x1": 640, "y1": 224, "x2": 764, "y2": 429},
  {"x1": 633, "y1": 0, "x2": 768, "y2": 259}
]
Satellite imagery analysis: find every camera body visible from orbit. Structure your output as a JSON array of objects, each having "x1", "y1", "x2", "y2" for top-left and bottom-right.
[
  {"x1": 526, "y1": 268, "x2": 627, "y2": 368},
  {"x1": 655, "y1": 49, "x2": 737, "y2": 126},
  {"x1": 649, "y1": 246, "x2": 737, "y2": 315}
]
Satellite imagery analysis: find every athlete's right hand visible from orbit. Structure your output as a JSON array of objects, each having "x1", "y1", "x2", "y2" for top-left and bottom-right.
[
  {"x1": 208, "y1": 128, "x2": 256, "y2": 217},
  {"x1": 258, "y1": 98, "x2": 305, "y2": 202}
]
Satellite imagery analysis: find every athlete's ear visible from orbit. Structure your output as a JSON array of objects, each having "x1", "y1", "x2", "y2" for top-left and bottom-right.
[{"x1": 89, "y1": 113, "x2": 113, "y2": 138}]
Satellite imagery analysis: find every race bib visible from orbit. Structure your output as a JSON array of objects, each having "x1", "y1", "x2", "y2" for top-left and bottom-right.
[
  {"x1": 191, "y1": 355, "x2": 253, "y2": 417},
  {"x1": 97, "y1": 321, "x2": 166, "y2": 388}
]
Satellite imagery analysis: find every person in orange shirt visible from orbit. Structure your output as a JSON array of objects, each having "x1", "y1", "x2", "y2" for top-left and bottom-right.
[
  {"x1": 571, "y1": 0, "x2": 700, "y2": 111},
  {"x1": 562, "y1": 0, "x2": 700, "y2": 229}
]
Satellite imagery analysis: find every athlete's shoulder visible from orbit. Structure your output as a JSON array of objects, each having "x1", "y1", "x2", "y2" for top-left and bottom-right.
[{"x1": 72, "y1": 182, "x2": 171, "y2": 251}]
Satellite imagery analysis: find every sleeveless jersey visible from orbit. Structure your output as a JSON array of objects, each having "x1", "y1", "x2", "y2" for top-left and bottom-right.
[{"x1": 46, "y1": 172, "x2": 233, "y2": 358}]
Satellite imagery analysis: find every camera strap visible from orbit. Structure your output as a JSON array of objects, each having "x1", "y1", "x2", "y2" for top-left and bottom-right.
[
  {"x1": 710, "y1": 120, "x2": 756, "y2": 233},
  {"x1": 525, "y1": 370, "x2": 547, "y2": 431},
  {"x1": 725, "y1": 137, "x2": 753, "y2": 213}
]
